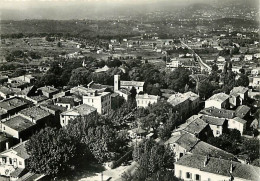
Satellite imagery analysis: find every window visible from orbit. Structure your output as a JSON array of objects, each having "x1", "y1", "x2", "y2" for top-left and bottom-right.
[
  {"x1": 3, "y1": 127, "x2": 5, "y2": 130},
  {"x1": 216, "y1": 131, "x2": 220, "y2": 135},
  {"x1": 92, "y1": 99, "x2": 94, "y2": 103},
  {"x1": 19, "y1": 161, "x2": 22, "y2": 165},
  {"x1": 9, "y1": 158, "x2": 12, "y2": 164},
  {"x1": 208, "y1": 178, "x2": 211, "y2": 181},
  {"x1": 217, "y1": 125, "x2": 220, "y2": 128},
  {"x1": 186, "y1": 172, "x2": 192, "y2": 179},
  {"x1": 180, "y1": 153, "x2": 184, "y2": 158},
  {"x1": 195, "y1": 174, "x2": 200, "y2": 181}
]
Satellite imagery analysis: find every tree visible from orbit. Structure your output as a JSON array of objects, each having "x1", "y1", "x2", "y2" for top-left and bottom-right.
[
  {"x1": 66, "y1": 116, "x2": 129, "y2": 163},
  {"x1": 166, "y1": 67, "x2": 191, "y2": 92},
  {"x1": 57, "y1": 41, "x2": 62, "y2": 47},
  {"x1": 132, "y1": 139, "x2": 175, "y2": 180},
  {"x1": 26, "y1": 128, "x2": 77, "y2": 177},
  {"x1": 197, "y1": 80, "x2": 216, "y2": 99},
  {"x1": 236, "y1": 74, "x2": 249, "y2": 87},
  {"x1": 68, "y1": 67, "x2": 91, "y2": 86}
]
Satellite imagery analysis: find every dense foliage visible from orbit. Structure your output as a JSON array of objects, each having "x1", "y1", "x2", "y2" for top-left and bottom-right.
[{"x1": 26, "y1": 128, "x2": 77, "y2": 176}]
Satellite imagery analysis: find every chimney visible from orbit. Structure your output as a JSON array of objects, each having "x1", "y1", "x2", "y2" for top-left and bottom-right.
[
  {"x1": 204, "y1": 155, "x2": 210, "y2": 167},
  {"x1": 6, "y1": 142, "x2": 9, "y2": 150}
]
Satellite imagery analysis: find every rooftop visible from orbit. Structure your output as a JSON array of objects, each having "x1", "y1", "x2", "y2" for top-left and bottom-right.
[
  {"x1": 28, "y1": 95, "x2": 48, "y2": 102},
  {"x1": 175, "y1": 133, "x2": 199, "y2": 150},
  {"x1": 19, "y1": 106, "x2": 51, "y2": 121},
  {"x1": 136, "y1": 94, "x2": 159, "y2": 100},
  {"x1": 207, "y1": 93, "x2": 230, "y2": 102},
  {"x1": 61, "y1": 104, "x2": 96, "y2": 116},
  {"x1": 230, "y1": 86, "x2": 249, "y2": 94},
  {"x1": 184, "y1": 118, "x2": 208, "y2": 135},
  {"x1": 56, "y1": 97, "x2": 75, "y2": 105},
  {"x1": 235, "y1": 105, "x2": 250, "y2": 119},
  {"x1": 200, "y1": 107, "x2": 235, "y2": 119},
  {"x1": 200, "y1": 115, "x2": 226, "y2": 126},
  {"x1": 175, "y1": 154, "x2": 260, "y2": 181},
  {"x1": 183, "y1": 91, "x2": 200, "y2": 101},
  {"x1": 0, "y1": 97, "x2": 28, "y2": 111},
  {"x1": 0, "y1": 86, "x2": 13, "y2": 95},
  {"x1": 38, "y1": 86, "x2": 59, "y2": 94},
  {"x1": 121, "y1": 80, "x2": 145, "y2": 87},
  {"x1": 190, "y1": 141, "x2": 234, "y2": 160},
  {"x1": 167, "y1": 93, "x2": 189, "y2": 107},
  {"x1": 1, "y1": 141, "x2": 30, "y2": 160},
  {"x1": 2, "y1": 115, "x2": 35, "y2": 132},
  {"x1": 232, "y1": 117, "x2": 247, "y2": 124}
]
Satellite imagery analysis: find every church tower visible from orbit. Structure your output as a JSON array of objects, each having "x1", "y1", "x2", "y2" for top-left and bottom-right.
[{"x1": 114, "y1": 75, "x2": 120, "y2": 91}]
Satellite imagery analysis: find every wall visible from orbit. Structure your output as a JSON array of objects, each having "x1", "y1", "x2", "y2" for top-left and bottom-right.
[{"x1": 174, "y1": 164, "x2": 232, "y2": 181}]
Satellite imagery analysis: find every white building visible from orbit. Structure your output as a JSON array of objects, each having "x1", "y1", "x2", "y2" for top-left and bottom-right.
[
  {"x1": 250, "y1": 76, "x2": 260, "y2": 89},
  {"x1": 244, "y1": 54, "x2": 253, "y2": 61},
  {"x1": 136, "y1": 94, "x2": 159, "y2": 108},
  {"x1": 82, "y1": 90, "x2": 111, "y2": 115},
  {"x1": 230, "y1": 86, "x2": 249, "y2": 105},
  {"x1": 205, "y1": 93, "x2": 230, "y2": 109},
  {"x1": 166, "y1": 60, "x2": 181, "y2": 70},
  {"x1": 0, "y1": 141, "x2": 29, "y2": 179},
  {"x1": 60, "y1": 104, "x2": 97, "y2": 127},
  {"x1": 228, "y1": 117, "x2": 247, "y2": 135},
  {"x1": 217, "y1": 56, "x2": 225, "y2": 62},
  {"x1": 117, "y1": 75, "x2": 144, "y2": 94},
  {"x1": 175, "y1": 154, "x2": 260, "y2": 181},
  {"x1": 251, "y1": 68, "x2": 260, "y2": 76}
]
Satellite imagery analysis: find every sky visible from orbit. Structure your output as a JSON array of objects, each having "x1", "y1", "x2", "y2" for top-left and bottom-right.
[{"x1": 0, "y1": 0, "x2": 258, "y2": 20}]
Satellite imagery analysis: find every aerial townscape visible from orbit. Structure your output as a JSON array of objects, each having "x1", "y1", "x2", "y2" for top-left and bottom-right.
[{"x1": 0, "y1": 0, "x2": 259, "y2": 180}]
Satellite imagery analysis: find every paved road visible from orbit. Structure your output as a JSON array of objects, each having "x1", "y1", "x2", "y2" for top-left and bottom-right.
[{"x1": 180, "y1": 40, "x2": 212, "y2": 72}]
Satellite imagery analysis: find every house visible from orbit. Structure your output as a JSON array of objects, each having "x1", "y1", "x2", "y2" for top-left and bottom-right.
[
  {"x1": 0, "y1": 86, "x2": 14, "y2": 99},
  {"x1": 230, "y1": 86, "x2": 248, "y2": 105},
  {"x1": 165, "y1": 132, "x2": 234, "y2": 161},
  {"x1": 217, "y1": 56, "x2": 225, "y2": 62},
  {"x1": 174, "y1": 117, "x2": 213, "y2": 141},
  {"x1": 136, "y1": 94, "x2": 159, "y2": 108},
  {"x1": 254, "y1": 53, "x2": 260, "y2": 59},
  {"x1": 244, "y1": 54, "x2": 253, "y2": 61},
  {"x1": 37, "y1": 86, "x2": 59, "y2": 98},
  {"x1": 228, "y1": 117, "x2": 247, "y2": 135},
  {"x1": 200, "y1": 115, "x2": 227, "y2": 137},
  {"x1": 9, "y1": 75, "x2": 35, "y2": 84},
  {"x1": 82, "y1": 89, "x2": 111, "y2": 115},
  {"x1": 174, "y1": 154, "x2": 260, "y2": 181},
  {"x1": 205, "y1": 93, "x2": 230, "y2": 109},
  {"x1": 18, "y1": 106, "x2": 52, "y2": 125},
  {"x1": 235, "y1": 105, "x2": 250, "y2": 119},
  {"x1": 166, "y1": 59, "x2": 180, "y2": 70},
  {"x1": 60, "y1": 104, "x2": 97, "y2": 127},
  {"x1": 119, "y1": 77, "x2": 144, "y2": 94},
  {"x1": 250, "y1": 76, "x2": 260, "y2": 89},
  {"x1": 167, "y1": 93, "x2": 190, "y2": 120},
  {"x1": 1, "y1": 115, "x2": 36, "y2": 141},
  {"x1": 167, "y1": 91, "x2": 199, "y2": 120},
  {"x1": 183, "y1": 91, "x2": 200, "y2": 114},
  {"x1": 231, "y1": 55, "x2": 241, "y2": 62},
  {"x1": 251, "y1": 67, "x2": 260, "y2": 76},
  {"x1": 0, "y1": 97, "x2": 29, "y2": 119},
  {"x1": 55, "y1": 97, "x2": 76, "y2": 110},
  {"x1": 24, "y1": 95, "x2": 49, "y2": 105},
  {"x1": 0, "y1": 141, "x2": 30, "y2": 180}
]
